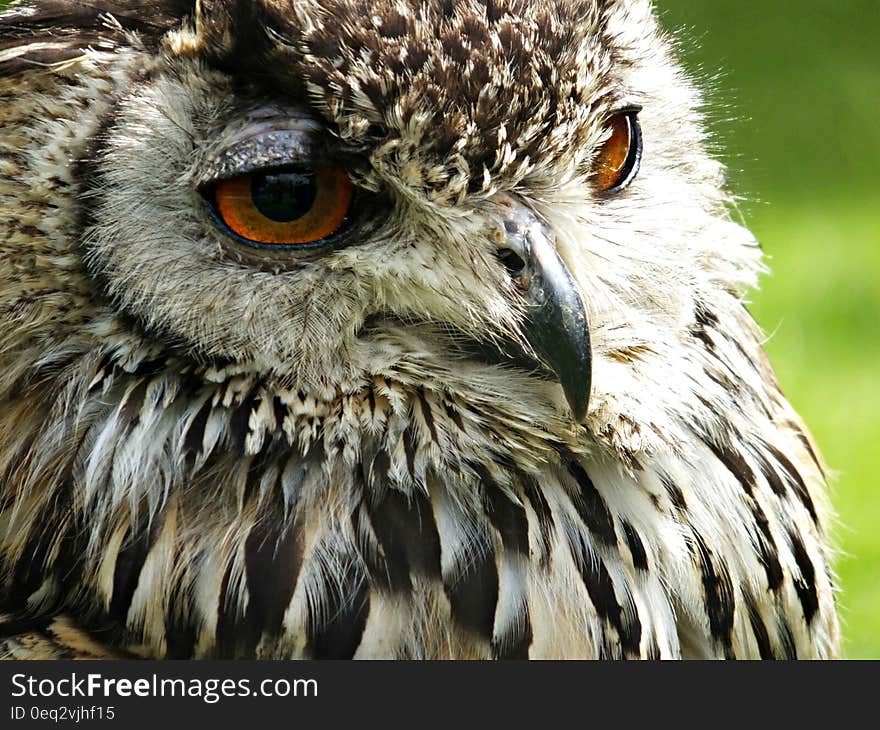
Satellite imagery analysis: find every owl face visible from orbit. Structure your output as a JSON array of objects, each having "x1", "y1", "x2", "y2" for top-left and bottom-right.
[{"x1": 15, "y1": 0, "x2": 762, "y2": 436}]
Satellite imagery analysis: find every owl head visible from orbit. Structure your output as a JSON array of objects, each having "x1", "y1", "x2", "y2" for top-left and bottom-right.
[{"x1": 0, "y1": 0, "x2": 763, "y2": 455}]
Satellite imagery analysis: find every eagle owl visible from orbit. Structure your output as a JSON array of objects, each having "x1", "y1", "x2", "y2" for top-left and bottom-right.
[{"x1": 0, "y1": 0, "x2": 839, "y2": 659}]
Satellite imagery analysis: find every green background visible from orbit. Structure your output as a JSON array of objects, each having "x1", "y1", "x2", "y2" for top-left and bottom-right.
[
  {"x1": 1, "y1": 0, "x2": 877, "y2": 657},
  {"x1": 658, "y1": 0, "x2": 879, "y2": 658}
]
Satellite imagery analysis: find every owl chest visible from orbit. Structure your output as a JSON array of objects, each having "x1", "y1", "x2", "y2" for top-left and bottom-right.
[
  {"x1": 115, "y1": 442, "x2": 677, "y2": 659},
  {"x1": 0, "y1": 378, "x2": 798, "y2": 660}
]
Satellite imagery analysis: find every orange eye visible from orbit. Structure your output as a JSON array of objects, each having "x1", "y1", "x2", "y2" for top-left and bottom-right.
[
  {"x1": 214, "y1": 166, "x2": 353, "y2": 247},
  {"x1": 593, "y1": 111, "x2": 642, "y2": 194}
]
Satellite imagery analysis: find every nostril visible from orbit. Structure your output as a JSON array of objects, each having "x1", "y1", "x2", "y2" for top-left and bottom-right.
[{"x1": 496, "y1": 247, "x2": 526, "y2": 277}]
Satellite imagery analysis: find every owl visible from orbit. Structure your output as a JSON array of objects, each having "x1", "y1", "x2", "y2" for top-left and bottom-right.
[{"x1": 0, "y1": 0, "x2": 839, "y2": 660}]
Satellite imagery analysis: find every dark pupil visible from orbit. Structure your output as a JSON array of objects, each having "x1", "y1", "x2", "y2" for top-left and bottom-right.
[{"x1": 251, "y1": 170, "x2": 317, "y2": 222}]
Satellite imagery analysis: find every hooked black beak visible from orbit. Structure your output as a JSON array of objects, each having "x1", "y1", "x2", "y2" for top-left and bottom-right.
[{"x1": 496, "y1": 208, "x2": 592, "y2": 422}]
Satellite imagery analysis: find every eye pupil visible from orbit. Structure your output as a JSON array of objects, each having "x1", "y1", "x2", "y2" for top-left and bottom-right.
[
  {"x1": 251, "y1": 171, "x2": 317, "y2": 223},
  {"x1": 212, "y1": 165, "x2": 354, "y2": 248}
]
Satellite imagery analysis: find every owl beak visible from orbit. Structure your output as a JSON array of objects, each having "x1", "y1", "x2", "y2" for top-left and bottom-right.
[{"x1": 498, "y1": 210, "x2": 592, "y2": 423}]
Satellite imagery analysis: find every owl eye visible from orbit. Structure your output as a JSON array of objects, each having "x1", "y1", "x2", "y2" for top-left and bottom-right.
[
  {"x1": 212, "y1": 165, "x2": 354, "y2": 247},
  {"x1": 593, "y1": 110, "x2": 643, "y2": 194}
]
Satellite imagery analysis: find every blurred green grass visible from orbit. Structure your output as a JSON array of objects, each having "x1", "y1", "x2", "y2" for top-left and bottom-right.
[
  {"x1": 1, "y1": 0, "x2": 876, "y2": 657},
  {"x1": 659, "y1": 0, "x2": 880, "y2": 658}
]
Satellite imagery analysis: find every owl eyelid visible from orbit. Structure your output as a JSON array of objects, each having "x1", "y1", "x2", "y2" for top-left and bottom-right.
[
  {"x1": 196, "y1": 154, "x2": 351, "y2": 195},
  {"x1": 611, "y1": 103, "x2": 643, "y2": 116},
  {"x1": 195, "y1": 128, "x2": 360, "y2": 191}
]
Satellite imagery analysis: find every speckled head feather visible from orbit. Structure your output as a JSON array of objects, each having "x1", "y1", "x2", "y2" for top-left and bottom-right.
[
  {"x1": 209, "y1": 0, "x2": 622, "y2": 203},
  {"x1": 0, "y1": 0, "x2": 838, "y2": 659}
]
